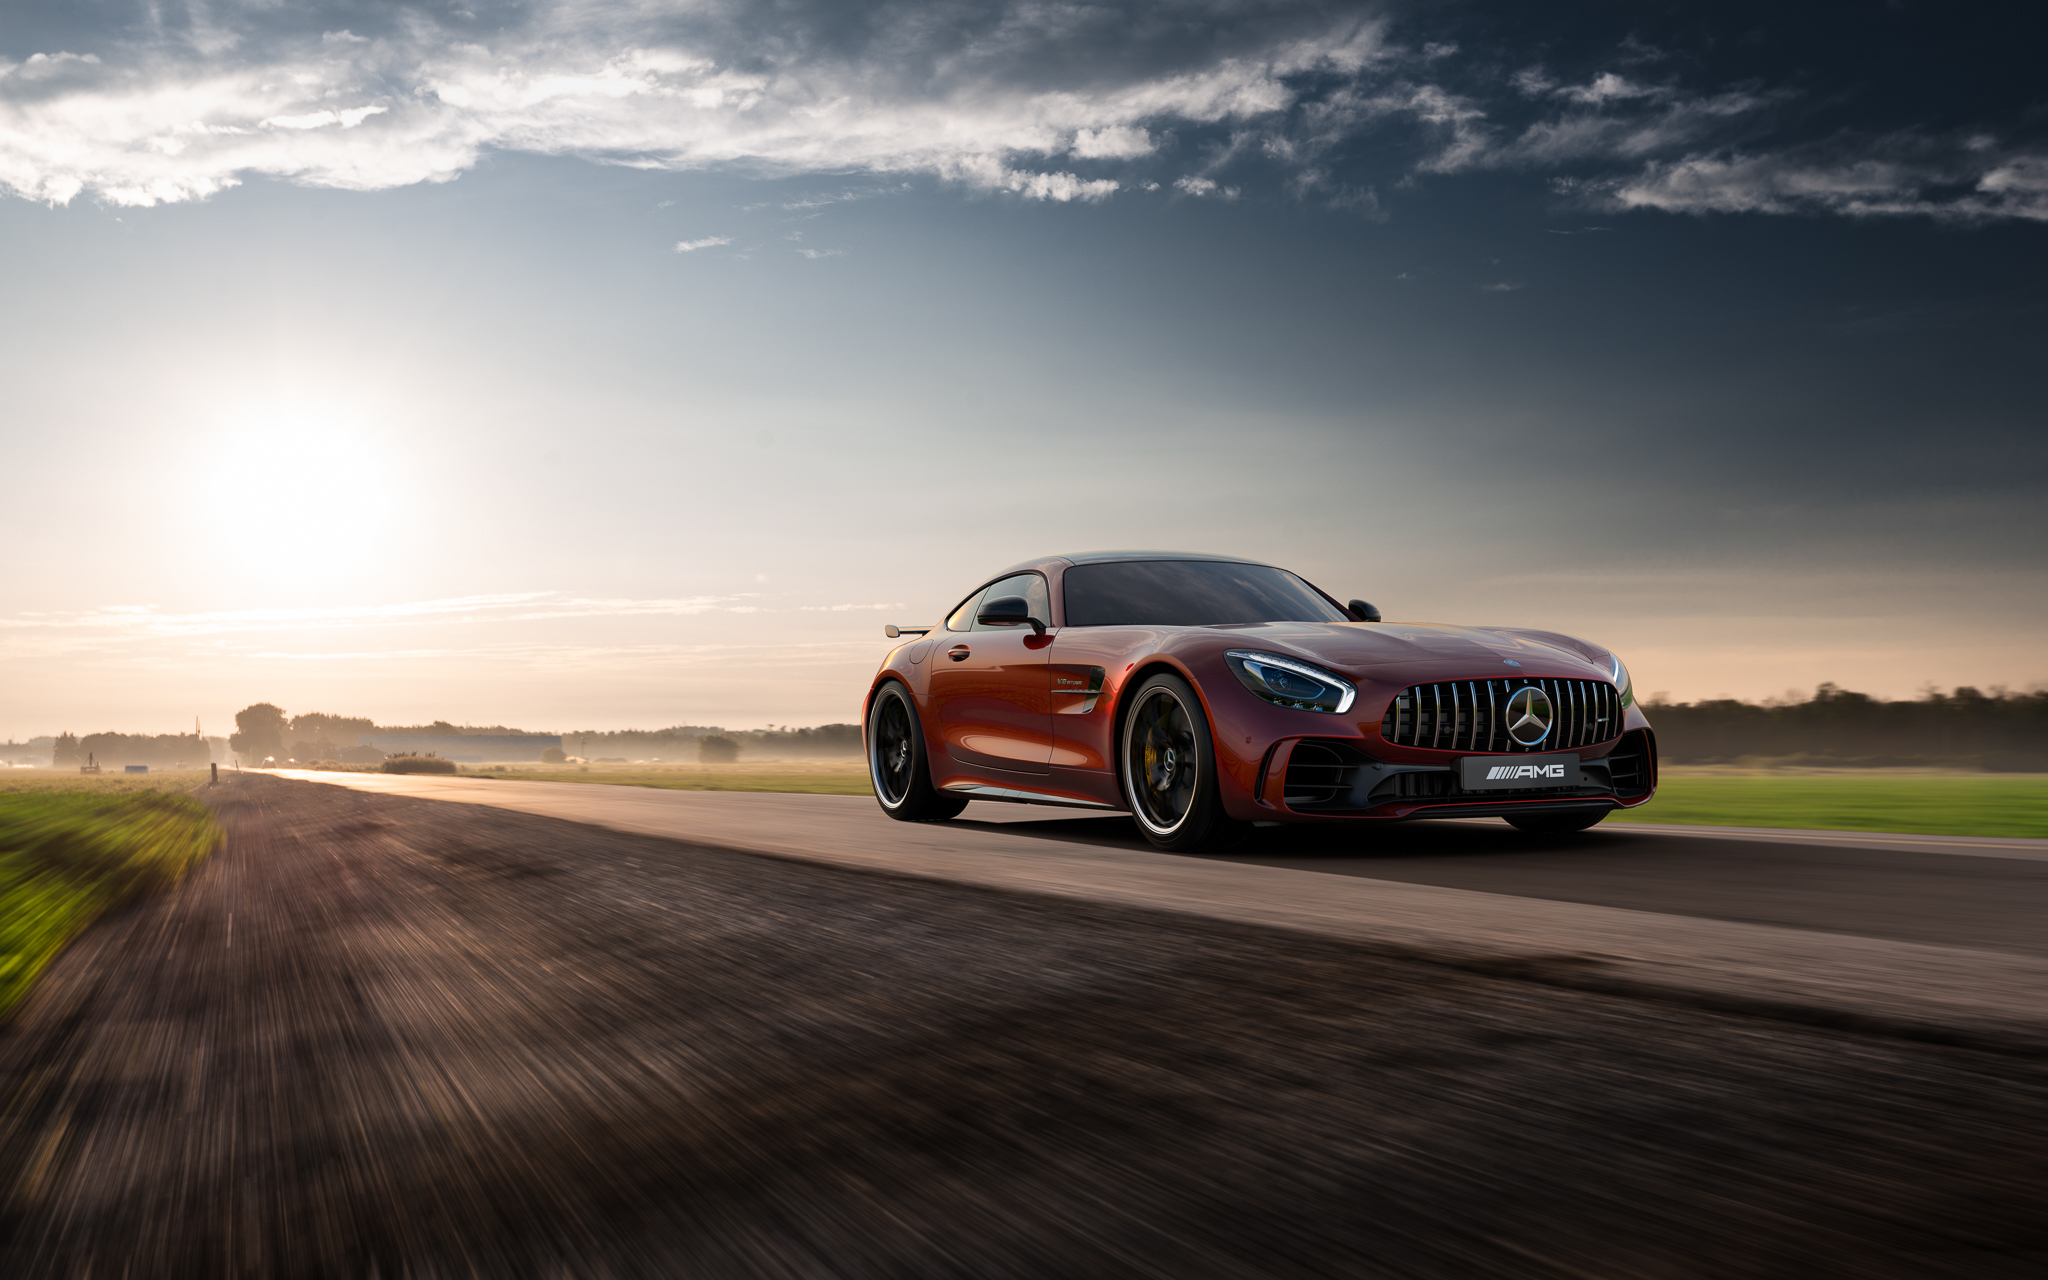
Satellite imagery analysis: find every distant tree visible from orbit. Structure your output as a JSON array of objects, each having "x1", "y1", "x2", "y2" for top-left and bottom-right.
[
  {"x1": 78, "y1": 732, "x2": 209, "y2": 767},
  {"x1": 540, "y1": 746, "x2": 567, "y2": 764},
  {"x1": 1648, "y1": 683, "x2": 2048, "y2": 767},
  {"x1": 230, "y1": 703, "x2": 288, "y2": 764},
  {"x1": 698, "y1": 734, "x2": 740, "y2": 764},
  {"x1": 289, "y1": 712, "x2": 377, "y2": 742},
  {"x1": 51, "y1": 731, "x2": 80, "y2": 768}
]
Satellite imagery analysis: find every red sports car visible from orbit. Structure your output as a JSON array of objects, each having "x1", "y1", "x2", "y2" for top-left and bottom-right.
[{"x1": 864, "y1": 551, "x2": 1657, "y2": 851}]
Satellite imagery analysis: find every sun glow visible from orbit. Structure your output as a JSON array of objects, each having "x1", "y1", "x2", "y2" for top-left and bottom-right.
[{"x1": 199, "y1": 406, "x2": 409, "y2": 589}]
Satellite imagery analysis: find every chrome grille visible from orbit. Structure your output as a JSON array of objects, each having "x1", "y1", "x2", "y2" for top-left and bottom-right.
[{"x1": 1379, "y1": 678, "x2": 1622, "y2": 753}]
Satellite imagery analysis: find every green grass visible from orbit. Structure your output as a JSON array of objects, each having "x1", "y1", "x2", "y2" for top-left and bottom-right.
[
  {"x1": 0, "y1": 782, "x2": 223, "y2": 1017},
  {"x1": 1623, "y1": 773, "x2": 2048, "y2": 839},
  {"x1": 488, "y1": 766, "x2": 875, "y2": 796}
]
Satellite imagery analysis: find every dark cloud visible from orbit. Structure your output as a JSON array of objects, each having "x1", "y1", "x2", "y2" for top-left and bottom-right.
[{"x1": 3, "y1": 0, "x2": 2042, "y2": 224}]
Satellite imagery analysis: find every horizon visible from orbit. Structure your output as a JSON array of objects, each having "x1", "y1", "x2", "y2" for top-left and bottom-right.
[{"x1": 8, "y1": 677, "x2": 2044, "y2": 748}]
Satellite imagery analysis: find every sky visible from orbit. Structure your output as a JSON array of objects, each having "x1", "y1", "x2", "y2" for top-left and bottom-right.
[{"x1": 2, "y1": 0, "x2": 2044, "y2": 738}]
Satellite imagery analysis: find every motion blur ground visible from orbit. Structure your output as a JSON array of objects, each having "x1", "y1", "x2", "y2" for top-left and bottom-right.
[{"x1": 2, "y1": 774, "x2": 2044, "y2": 1277}]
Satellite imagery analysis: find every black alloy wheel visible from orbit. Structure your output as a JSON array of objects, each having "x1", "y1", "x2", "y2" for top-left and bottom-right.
[
  {"x1": 867, "y1": 681, "x2": 967, "y2": 822},
  {"x1": 1505, "y1": 809, "x2": 1610, "y2": 835},
  {"x1": 1119, "y1": 672, "x2": 1245, "y2": 852}
]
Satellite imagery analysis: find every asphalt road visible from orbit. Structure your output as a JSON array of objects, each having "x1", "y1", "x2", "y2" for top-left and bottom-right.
[
  {"x1": 279, "y1": 770, "x2": 2048, "y2": 960},
  {"x1": 959, "y1": 812, "x2": 2048, "y2": 959},
  {"x1": 264, "y1": 771, "x2": 2048, "y2": 1046},
  {"x1": 3, "y1": 773, "x2": 2044, "y2": 1279}
]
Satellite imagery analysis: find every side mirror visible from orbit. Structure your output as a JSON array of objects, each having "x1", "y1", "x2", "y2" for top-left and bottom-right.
[
  {"x1": 977, "y1": 595, "x2": 1047, "y2": 635},
  {"x1": 1348, "y1": 599, "x2": 1382, "y2": 623}
]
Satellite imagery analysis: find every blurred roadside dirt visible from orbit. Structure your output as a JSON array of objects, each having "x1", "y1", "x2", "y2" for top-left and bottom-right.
[{"x1": 2, "y1": 773, "x2": 2044, "y2": 1278}]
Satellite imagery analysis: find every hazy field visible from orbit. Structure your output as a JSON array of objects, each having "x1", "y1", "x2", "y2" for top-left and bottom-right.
[
  {"x1": 486, "y1": 760, "x2": 873, "y2": 796},
  {"x1": 0, "y1": 770, "x2": 213, "y2": 797}
]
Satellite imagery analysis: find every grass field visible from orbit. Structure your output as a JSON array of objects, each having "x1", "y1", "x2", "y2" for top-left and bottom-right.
[
  {"x1": 0, "y1": 774, "x2": 222, "y2": 1016},
  {"x1": 1623, "y1": 771, "x2": 2048, "y2": 839}
]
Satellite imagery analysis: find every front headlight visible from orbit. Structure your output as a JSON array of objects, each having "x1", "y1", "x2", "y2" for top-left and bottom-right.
[
  {"x1": 1225, "y1": 650, "x2": 1356, "y2": 714},
  {"x1": 1609, "y1": 651, "x2": 1635, "y2": 708}
]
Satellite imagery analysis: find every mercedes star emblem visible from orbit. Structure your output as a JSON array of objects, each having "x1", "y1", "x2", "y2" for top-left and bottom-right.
[{"x1": 1505, "y1": 686, "x2": 1554, "y2": 746}]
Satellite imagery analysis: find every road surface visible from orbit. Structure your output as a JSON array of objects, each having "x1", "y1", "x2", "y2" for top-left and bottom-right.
[
  {"x1": 1, "y1": 773, "x2": 2042, "y2": 1278},
  {"x1": 266, "y1": 770, "x2": 2048, "y2": 1046}
]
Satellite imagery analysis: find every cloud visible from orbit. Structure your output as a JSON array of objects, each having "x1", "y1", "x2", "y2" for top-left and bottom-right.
[
  {"x1": 981, "y1": 162, "x2": 1121, "y2": 202},
  {"x1": 1173, "y1": 174, "x2": 1238, "y2": 200},
  {"x1": 0, "y1": 2, "x2": 2037, "y2": 227},
  {"x1": 263, "y1": 105, "x2": 387, "y2": 130},
  {"x1": 1070, "y1": 125, "x2": 1153, "y2": 159},
  {"x1": 1515, "y1": 70, "x2": 1668, "y2": 107},
  {"x1": 0, "y1": 592, "x2": 760, "y2": 653},
  {"x1": 1605, "y1": 141, "x2": 2048, "y2": 223},
  {"x1": 794, "y1": 247, "x2": 843, "y2": 258},
  {"x1": 1431, "y1": 61, "x2": 2048, "y2": 224},
  {"x1": 673, "y1": 235, "x2": 731, "y2": 251},
  {"x1": 0, "y1": 1, "x2": 1391, "y2": 208}
]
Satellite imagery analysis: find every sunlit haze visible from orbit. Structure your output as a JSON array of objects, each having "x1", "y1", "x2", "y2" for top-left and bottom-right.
[{"x1": 4, "y1": 0, "x2": 2043, "y2": 740}]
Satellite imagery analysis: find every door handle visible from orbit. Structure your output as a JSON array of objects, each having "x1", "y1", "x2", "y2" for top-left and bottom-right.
[{"x1": 948, "y1": 645, "x2": 971, "y2": 661}]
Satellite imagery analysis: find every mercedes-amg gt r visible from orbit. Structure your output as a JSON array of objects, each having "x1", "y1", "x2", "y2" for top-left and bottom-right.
[{"x1": 864, "y1": 551, "x2": 1657, "y2": 851}]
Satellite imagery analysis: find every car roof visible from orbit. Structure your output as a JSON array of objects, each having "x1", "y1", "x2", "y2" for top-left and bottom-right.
[{"x1": 991, "y1": 549, "x2": 1276, "y2": 577}]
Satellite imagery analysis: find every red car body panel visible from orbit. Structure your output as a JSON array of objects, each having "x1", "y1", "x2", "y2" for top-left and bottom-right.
[{"x1": 867, "y1": 552, "x2": 1658, "y2": 824}]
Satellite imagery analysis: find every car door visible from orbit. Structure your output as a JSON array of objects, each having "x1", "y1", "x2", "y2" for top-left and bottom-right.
[{"x1": 928, "y1": 572, "x2": 1055, "y2": 774}]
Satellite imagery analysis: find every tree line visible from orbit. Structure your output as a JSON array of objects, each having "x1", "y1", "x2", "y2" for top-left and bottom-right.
[
  {"x1": 559, "y1": 724, "x2": 862, "y2": 760},
  {"x1": 49, "y1": 732, "x2": 214, "y2": 769},
  {"x1": 219, "y1": 705, "x2": 866, "y2": 765},
  {"x1": 223, "y1": 705, "x2": 559, "y2": 764},
  {"x1": 1647, "y1": 684, "x2": 2047, "y2": 768}
]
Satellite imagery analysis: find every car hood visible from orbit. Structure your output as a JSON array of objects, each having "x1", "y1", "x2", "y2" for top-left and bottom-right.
[{"x1": 1208, "y1": 621, "x2": 1612, "y2": 676}]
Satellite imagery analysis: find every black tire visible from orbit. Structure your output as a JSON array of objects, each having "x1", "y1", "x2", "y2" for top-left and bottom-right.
[
  {"x1": 867, "y1": 681, "x2": 968, "y2": 822},
  {"x1": 1505, "y1": 809, "x2": 1609, "y2": 835},
  {"x1": 1118, "y1": 672, "x2": 1247, "y2": 853}
]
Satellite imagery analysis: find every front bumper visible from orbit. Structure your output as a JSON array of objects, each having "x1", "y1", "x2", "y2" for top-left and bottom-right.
[{"x1": 1255, "y1": 728, "x2": 1658, "y2": 822}]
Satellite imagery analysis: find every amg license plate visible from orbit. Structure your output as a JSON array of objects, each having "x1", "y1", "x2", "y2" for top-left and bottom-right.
[{"x1": 1461, "y1": 753, "x2": 1582, "y2": 791}]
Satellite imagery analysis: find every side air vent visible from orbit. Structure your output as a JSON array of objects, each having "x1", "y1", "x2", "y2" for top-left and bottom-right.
[
  {"x1": 1281, "y1": 741, "x2": 1358, "y2": 807},
  {"x1": 1604, "y1": 729, "x2": 1656, "y2": 798},
  {"x1": 1380, "y1": 678, "x2": 1621, "y2": 753}
]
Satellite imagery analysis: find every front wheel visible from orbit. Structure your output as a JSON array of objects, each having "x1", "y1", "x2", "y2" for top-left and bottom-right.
[
  {"x1": 868, "y1": 682, "x2": 968, "y2": 822},
  {"x1": 1505, "y1": 809, "x2": 1609, "y2": 835},
  {"x1": 1119, "y1": 673, "x2": 1246, "y2": 853}
]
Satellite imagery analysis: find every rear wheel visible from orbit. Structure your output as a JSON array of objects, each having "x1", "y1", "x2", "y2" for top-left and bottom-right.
[
  {"x1": 1119, "y1": 673, "x2": 1246, "y2": 853},
  {"x1": 868, "y1": 682, "x2": 967, "y2": 822},
  {"x1": 1505, "y1": 809, "x2": 1609, "y2": 835}
]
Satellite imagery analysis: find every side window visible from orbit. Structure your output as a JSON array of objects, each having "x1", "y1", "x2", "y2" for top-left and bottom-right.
[
  {"x1": 973, "y1": 573, "x2": 1051, "y2": 631},
  {"x1": 945, "y1": 588, "x2": 984, "y2": 633}
]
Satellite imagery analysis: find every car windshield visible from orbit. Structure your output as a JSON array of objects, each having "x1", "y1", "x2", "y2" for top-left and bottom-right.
[{"x1": 1061, "y1": 560, "x2": 1349, "y2": 627}]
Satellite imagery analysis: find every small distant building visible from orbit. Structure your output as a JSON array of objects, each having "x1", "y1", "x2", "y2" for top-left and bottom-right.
[
  {"x1": 124, "y1": 765, "x2": 149, "y2": 774},
  {"x1": 355, "y1": 733, "x2": 563, "y2": 763}
]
